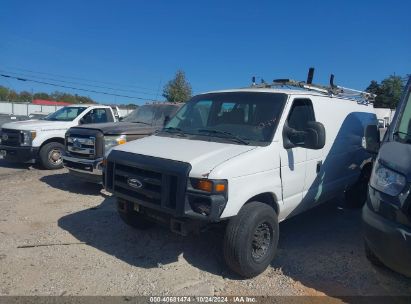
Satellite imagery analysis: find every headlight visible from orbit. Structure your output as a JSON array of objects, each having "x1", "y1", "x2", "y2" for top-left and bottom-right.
[
  {"x1": 20, "y1": 130, "x2": 36, "y2": 146},
  {"x1": 370, "y1": 162, "x2": 406, "y2": 196},
  {"x1": 104, "y1": 135, "x2": 127, "y2": 152}
]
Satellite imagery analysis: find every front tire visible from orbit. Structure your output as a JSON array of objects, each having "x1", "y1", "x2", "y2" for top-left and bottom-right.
[
  {"x1": 223, "y1": 201, "x2": 279, "y2": 278},
  {"x1": 39, "y1": 142, "x2": 65, "y2": 170}
]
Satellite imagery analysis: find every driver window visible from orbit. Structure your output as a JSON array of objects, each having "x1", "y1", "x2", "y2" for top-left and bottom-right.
[{"x1": 81, "y1": 108, "x2": 112, "y2": 124}]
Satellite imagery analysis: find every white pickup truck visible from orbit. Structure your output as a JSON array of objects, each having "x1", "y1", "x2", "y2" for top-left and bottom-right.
[{"x1": 0, "y1": 104, "x2": 118, "y2": 169}]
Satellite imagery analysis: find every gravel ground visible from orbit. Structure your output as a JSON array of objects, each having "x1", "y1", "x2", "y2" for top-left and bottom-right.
[{"x1": 0, "y1": 160, "x2": 410, "y2": 298}]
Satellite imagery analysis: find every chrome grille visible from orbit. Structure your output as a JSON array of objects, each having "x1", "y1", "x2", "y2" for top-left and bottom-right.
[{"x1": 67, "y1": 136, "x2": 95, "y2": 158}]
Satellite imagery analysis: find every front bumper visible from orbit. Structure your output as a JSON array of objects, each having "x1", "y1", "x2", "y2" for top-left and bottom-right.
[
  {"x1": 0, "y1": 145, "x2": 38, "y2": 163},
  {"x1": 63, "y1": 155, "x2": 103, "y2": 183},
  {"x1": 362, "y1": 203, "x2": 411, "y2": 277}
]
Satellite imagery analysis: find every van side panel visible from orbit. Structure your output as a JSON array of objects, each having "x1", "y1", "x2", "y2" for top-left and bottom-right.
[{"x1": 303, "y1": 98, "x2": 376, "y2": 207}]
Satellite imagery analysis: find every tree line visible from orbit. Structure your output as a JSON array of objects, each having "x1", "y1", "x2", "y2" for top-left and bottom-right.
[
  {"x1": 0, "y1": 86, "x2": 96, "y2": 104},
  {"x1": 1, "y1": 71, "x2": 408, "y2": 109}
]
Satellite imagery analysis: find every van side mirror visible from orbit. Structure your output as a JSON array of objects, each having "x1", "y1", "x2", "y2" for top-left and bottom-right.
[
  {"x1": 283, "y1": 121, "x2": 326, "y2": 150},
  {"x1": 163, "y1": 115, "x2": 170, "y2": 126},
  {"x1": 363, "y1": 124, "x2": 380, "y2": 154},
  {"x1": 304, "y1": 121, "x2": 326, "y2": 149}
]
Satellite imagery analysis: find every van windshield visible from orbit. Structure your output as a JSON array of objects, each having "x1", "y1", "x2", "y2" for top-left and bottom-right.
[
  {"x1": 160, "y1": 92, "x2": 287, "y2": 145},
  {"x1": 395, "y1": 84, "x2": 411, "y2": 143},
  {"x1": 43, "y1": 107, "x2": 87, "y2": 121},
  {"x1": 123, "y1": 104, "x2": 179, "y2": 125}
]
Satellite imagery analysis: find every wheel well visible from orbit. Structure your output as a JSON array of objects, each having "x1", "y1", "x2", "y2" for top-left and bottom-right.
[
  {"x1": 360, "y1": 161, "x2": 373, "y2": 179},
  {"x1": 245, "y1": 193, "x2": 279, "y2": 215},
  {"x1": 39, "y1": 137, "x2": 65, "y2": 150}
]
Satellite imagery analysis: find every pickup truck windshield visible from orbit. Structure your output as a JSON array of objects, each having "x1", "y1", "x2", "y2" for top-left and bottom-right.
[
  {"x1": 123, "y1": 104, "x2": 179, "y2": 125},
  {"x1": 395, "y1": 83, "x2": 411, "y2": 143},
  {"x1": 43, "y1": 107, "x2": 87, "y2": 121},
  {"x1": 162, "y1": 92, "x2": 287, "y2": 144}
]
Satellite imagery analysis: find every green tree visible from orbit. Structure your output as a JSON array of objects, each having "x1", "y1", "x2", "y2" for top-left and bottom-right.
[
  {"x1": 366, "y1": 75, "x2": 404, "y2": 108},
  {"x1": 18, "y1": 91, "x2": 33, "y2": 103},
  {"x1": 8, "y1": 90, "x2": 18, "y2": 102},
  {"x1": 162, "y1": 70, "x2": 192, "y2": 103},
  {"x1": 0, "y1": 86, "x2": 9, "y2": 101},
  {"x1": 33, "y1": 92, "x2": 50, "y2": 100}
]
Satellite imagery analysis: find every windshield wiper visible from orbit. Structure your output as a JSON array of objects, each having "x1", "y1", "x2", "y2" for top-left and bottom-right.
[
  {"x1": 131, "y1": 121, "x2": 151, "y2": 125},
  {"x1": 197, "y1": 129, "x2": 249, "y2": 145},
  {"x1": 162, "y1": 127, "x2": 187, "y2": 137}
]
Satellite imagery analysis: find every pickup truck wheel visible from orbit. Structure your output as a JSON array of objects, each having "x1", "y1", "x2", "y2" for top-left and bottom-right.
[
  {"x1": 223, "y1": 201, "x2": 279, "y2": 278},
  {"x1": 39, "y1": 142, "x2": 65, "y2": 170},
  {"x1": 117, "y1": 200, "x2": 153, "y2": 229}
]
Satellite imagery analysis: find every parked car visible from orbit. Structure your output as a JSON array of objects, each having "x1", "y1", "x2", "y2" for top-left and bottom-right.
[
  {"x1": 0, "y1": 113, "x2": 30, "y2": 127},
  {"x1": 63, "y1": 103, "x2": 182, "y2": 183},
  {"x1": 0, "y1": 104, "x2": 118, "y2": 169},
  {"x1": 363, "y1": 75, "x2": 411, "y2": 277},
  {"x1": 104, "y1": 75, "x2": 378, "y2": 278}
]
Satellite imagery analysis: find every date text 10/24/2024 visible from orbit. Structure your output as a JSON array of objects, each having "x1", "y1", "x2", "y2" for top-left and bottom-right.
[{"x1": 149, "y1": 296, "x2": 257, "y2": 303}]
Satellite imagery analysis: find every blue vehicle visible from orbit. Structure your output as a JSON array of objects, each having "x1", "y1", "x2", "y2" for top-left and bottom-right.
[{"x1": 363, "y1": 75, "x2": 411, "y2": 277}]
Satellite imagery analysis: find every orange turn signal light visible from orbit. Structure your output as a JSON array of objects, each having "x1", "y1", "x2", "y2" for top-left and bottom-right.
[
  {"x1": 215, "y1": 183, "x2": 226, "y2": 192},
  {"x1": 197, "y1": 180, "x2": 213, "y2": 192},
  {"x1": 196, "y1": 179, "x2": 226, "y2": 193}
]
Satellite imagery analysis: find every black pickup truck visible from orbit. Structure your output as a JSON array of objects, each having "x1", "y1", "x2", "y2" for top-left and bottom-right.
[{"x1": 63, "y1": 103, "x2": 182, "y2": 183}]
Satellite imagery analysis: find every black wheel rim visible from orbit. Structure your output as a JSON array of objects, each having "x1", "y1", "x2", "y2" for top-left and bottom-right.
[{"x1": 251, "y1": 222, "x2": 272, "y2": 261}]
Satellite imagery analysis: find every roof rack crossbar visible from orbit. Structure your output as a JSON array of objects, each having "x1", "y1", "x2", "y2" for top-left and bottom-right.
[{"x1": 250, "y1": 69, "x2": 376, "y2": 104}]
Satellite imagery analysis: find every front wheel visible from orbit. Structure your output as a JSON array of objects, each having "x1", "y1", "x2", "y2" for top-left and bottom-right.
[
  {"x1": 223, "y1": 201, "x2": 279, "y2": 278},
  {"x1": 39, "y1": 142, "x2": 65, "y2": 170}
]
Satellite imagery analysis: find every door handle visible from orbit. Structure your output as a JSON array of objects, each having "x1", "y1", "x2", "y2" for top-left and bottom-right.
[{"x1": 316, "y1": 161, "x2": 322, "y2": 173}]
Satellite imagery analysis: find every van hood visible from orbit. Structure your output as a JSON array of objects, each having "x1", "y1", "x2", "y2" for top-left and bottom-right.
[
  {"x1": 1, "y1": 119, "x2": 72, "y2": 131},
  {"x1": 73, "y1": 122, "x2": 158, "y2": 136},
  {"x1": 112, "y1": 135, "x2": 258, "y2": 177}
]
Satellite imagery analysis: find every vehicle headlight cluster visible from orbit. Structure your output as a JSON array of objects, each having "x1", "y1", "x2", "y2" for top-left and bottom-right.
[
  {"x1": 20, "y1": 130, "x2": 37, "y2": 146},
  {"x1": 370, "y1": 162, "x2": 406, "y2": 196},
  {"x1": 104, "y1": 135, "x2": 127, "y2": 152}
]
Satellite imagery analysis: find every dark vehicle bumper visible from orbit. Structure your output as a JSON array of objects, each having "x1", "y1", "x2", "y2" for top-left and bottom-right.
[
  {"x1": 63, "y1": 155, "x2": 103, "y2": 184},
  {"x1": 0, "y1": 145, "x2": 38, "y2": 163},
  {"x1": 362, "y1": 203, "x2": 411, "y2": 277}
]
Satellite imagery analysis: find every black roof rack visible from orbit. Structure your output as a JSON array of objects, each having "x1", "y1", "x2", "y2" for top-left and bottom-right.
[{"x1": 251, "y1": 68, "x2": 376, "y2": 104}]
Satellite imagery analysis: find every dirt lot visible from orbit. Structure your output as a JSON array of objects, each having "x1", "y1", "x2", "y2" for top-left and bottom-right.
[{"x1": 0, "y1": 160, "x2": 410, "y2": 298}]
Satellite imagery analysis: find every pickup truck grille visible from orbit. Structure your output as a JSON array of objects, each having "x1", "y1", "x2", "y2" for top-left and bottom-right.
[
  {"x1": 66, "y1": 135, "x2": 95, "y2": 158},
  {"x1": 105, "y1": 151, "x2": 191, "y2": 215},
  {"x1": 0, "y1": 129, "x2": 21, "y2": 146}
]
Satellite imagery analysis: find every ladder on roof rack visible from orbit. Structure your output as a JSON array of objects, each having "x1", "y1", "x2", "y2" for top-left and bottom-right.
[{"x1": 251, "y1": 68, "x2": 376, "y2": 104}]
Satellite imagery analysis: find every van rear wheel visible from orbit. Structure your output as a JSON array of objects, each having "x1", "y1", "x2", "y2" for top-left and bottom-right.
[
  {"x1": 345, "y1": 165, "x2": 372, "y2": 208},
  {"x1": 223, "y1": 201, "x2": 279, "y2": 278},
  {"x1": 365, "y1": 242, "x2": 384, "y2": 267}
]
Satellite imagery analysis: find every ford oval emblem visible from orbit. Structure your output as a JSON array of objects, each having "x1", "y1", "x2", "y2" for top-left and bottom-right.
[
  {"x1": 127, "y1": 177, "x2": 142, "y2": 189},
  {"x1": 2, "y1": 134, "x2": 8, "y2": 141}
]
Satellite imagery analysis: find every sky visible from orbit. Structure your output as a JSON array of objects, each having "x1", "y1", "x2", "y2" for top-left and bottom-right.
[{"x1": 0, "y1": 0, "x2": 410, "y2": 105}]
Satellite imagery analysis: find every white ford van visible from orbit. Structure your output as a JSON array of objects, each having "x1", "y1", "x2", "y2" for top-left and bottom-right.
[{"x1": 104, "y1": 76, "x2": 378, "y2": 277}]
